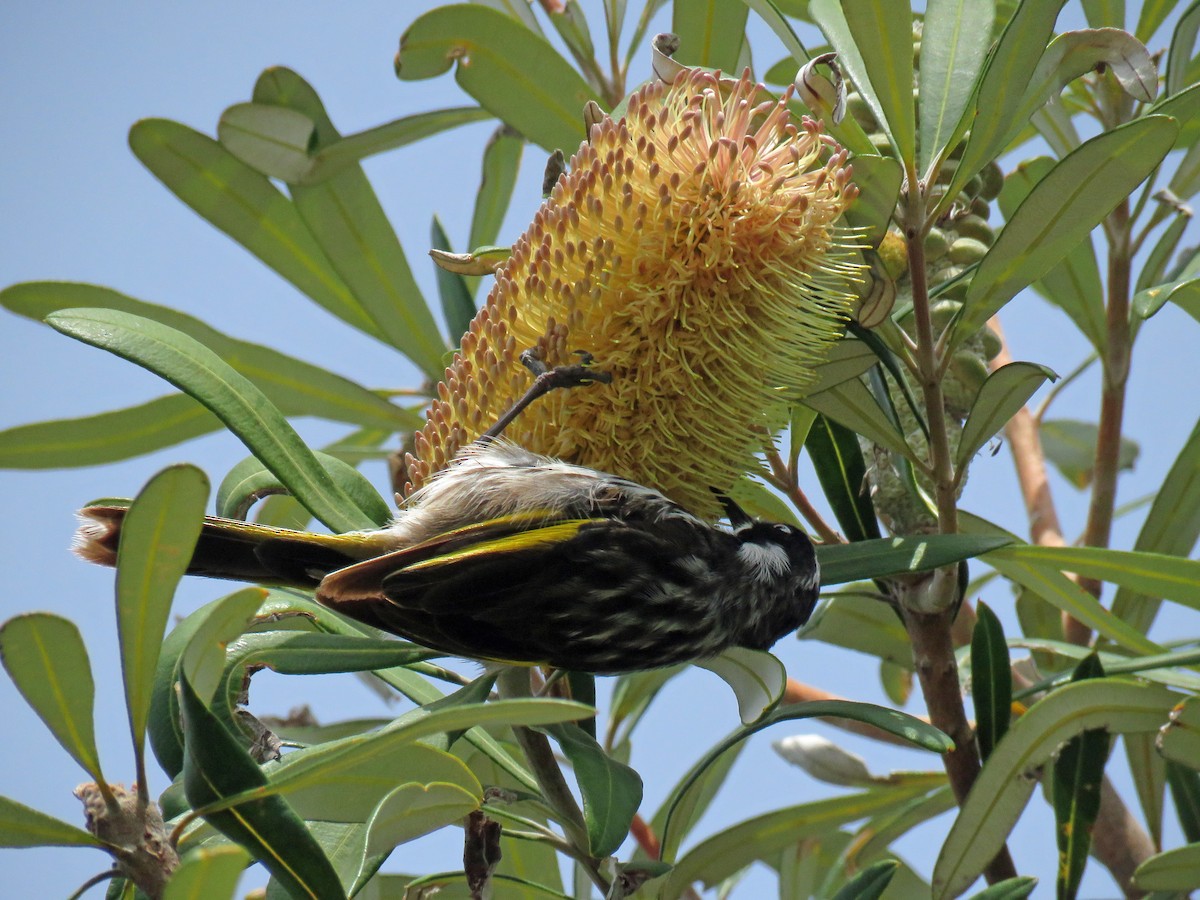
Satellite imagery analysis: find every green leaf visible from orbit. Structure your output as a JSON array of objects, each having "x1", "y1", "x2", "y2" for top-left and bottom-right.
[
  {"x1": 984, "y1": 550, "x2": 1163, "y2": 654},
  {"x1": 649, "y1": 741, "x2": 744, "y2": 864},
  {"x1": 216, "y1": 452, "x2": 392, "y2": 527},
  {"x1": 116, "y1": 465, "x2": 209, "y2": 770},
  {"x1": 1159, "y1": 695, "x2": 1200, "y2": 770},
  {"x1": 164, "y1": 845, "x2": 251, "y2": 900},
  {"x1": 251, "y1": 67, "x2": 447, "y2": 379},
  {"x1": 960, "y1": 116, "x2": 1178, "y2": 338},
  {"x1": 1125, "y1": 731, "x2": 1167, "y2": 849},
  {"x1": 1167, "y1": 0, "x2": 1200, "y2": 95},
  {"x1": 1167, "y1": 761, "x2": 1200, "y2": 842},
  {"x1": 964, "y1": 876, "x2": 1040, "y2": 899},
  {"x1": 970, "y1": 602, "x2": 1011, "y2": 761},
  {"x1": 2, "y1": 282, "x2": 414, "y2": 432},
  {"x1": 128, "y1": 119, "x2": 377, "y2": 340},
  {"x1": 932, "y1": 678, "x2": 1181, "y2": 899},
  {"x1": 919, "y1": 0, "x2": 996, "y2": 172},
  {"x1": 364, "y1": 782, "x2": 481, "y2": 856},
  {"x1": 660, "y1": 700, "x2": 952, "y2": 863},
  {"x1": 470, "y1": 125, "x2": 524, "y2": 253},
  {"x1": 799, "y1": 585, "x2": 911, "y2": 665},
  {"x1": 1133, "y1": 276, "x2": 1200, "y2": 322},
  {"x1": 992, "y1": 544, "x2": 1200, "y2": 613},
  {"x1": 0, "y1": 394, "x2": 218, "y2": 469},
  {"x1": 830, "y1": 858, "x2": 898, "y2": 900},
  {"x1": 431, "y1": 215, "x2": 477, "y2": 344},
  {"x1": 0, "y1": 614, "x2": 104, "y2": 782},
  {"x1": 671, "y1": 0, "x2": 749, "y2": 71},
  {"x1": 396, "y1": 5, "x2": 601, "y2": 153},
  {"x1": 805, "y1": 414, "x2": 881, "y2": 543},
  {"x1": 310, "y1": 107, "x2": 496, "y2": 185},
  {"x1": 819, "y1": 533, "x2": 1013, "y2": 585},
  {"x1": 935, "y1": 0, "x2": 1067, "y2": 217},
  {"x1": 811, "y1": 0, "x2": 915, "y2": 163},
  {"x1": 996, "y1": 159, "x2": 1107, "y2": 352},
  {"x1": 1052, "y1": 655, "x2": 1111, "y2": 900},
  {"x1": 1136, "y1": 0, "x2": 1181, "y2": 43},
  {"x1": 841, "y1": 155, "x2": 904, "y2": 245},
  {"x1": 46, "y1": 308, "x2": 376, "y2": 534},
  {"x1": 181, "y1": 589, "x2": 268, "y2": 707},
  {"x1": 695, "y1": 647, "x2": 786, "y2": 725},
  {"x1": 1040, "y1": 419, "x2": 1139, "y2": 488},
  {"x1": 1113, "y1": 415, "x2": 1200, "y2": 632},
  {"x1": 178, "y1": 673, "x2": 347, "y2": 900},
  {"x1": 801, "y1": 338, "x2": 881, "y2": 397},
  {"x1": 957, "y1": 362, "x2": 1056, "y2": 468},
  {"x1": 0, "y1": 795, "x2": 105, "y2": 849},
  {"x1": 217, "y1": 102, "x2": 316, "y2": 183},
  {"x1": 803, "y1": 376, "x2": 912, "y2": 459},
  {"x1": 663, "y1": 785, "x2": 938, "y2": 895},
  {"x1": 1132, "y1": 843, "x2": 1200, "y2": 892},
  {"x1": 540, "y1": 723, "x2": 642, "y2": 858}
]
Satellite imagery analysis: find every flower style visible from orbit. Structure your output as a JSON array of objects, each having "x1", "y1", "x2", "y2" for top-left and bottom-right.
[{"x1": 406, "y1": 67, "x2": 863, "y2": 519}]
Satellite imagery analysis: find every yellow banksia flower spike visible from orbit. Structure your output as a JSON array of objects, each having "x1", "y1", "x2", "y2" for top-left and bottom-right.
[{"x1": 407, "y1": 66, "x2": 864, "y2": 519}]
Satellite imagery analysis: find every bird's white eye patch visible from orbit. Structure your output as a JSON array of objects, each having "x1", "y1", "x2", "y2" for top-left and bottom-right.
[{"x1": 737, "y1": 541, "x2": 790, "y2": 581}]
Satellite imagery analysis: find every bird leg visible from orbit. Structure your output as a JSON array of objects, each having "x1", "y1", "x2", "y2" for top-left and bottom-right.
[{"x1": 478, "y1": 349, "x2": 612, "y2": 442}]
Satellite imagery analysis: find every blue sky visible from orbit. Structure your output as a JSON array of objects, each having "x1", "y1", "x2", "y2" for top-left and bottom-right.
[{"x1": 2, "y1": 2, "x2": 1196, "y2": 897}]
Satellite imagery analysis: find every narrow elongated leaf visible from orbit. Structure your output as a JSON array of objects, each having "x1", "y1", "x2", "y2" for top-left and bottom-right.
[
  {"x1": 650, "y1": 742, "x2": 744, "y2": 863},
  {"x1": 1167, "y1": 761, "x2": 1200, "y2": 841},
  {"x1": 251, "y1": 68, "x2": 446, "y2": 379},
  {"x1": 116, "y1": 466, "x2": 209, "y2": 765},
  {"x1": 695, "y1": 647, "x2": 786, "y2": 724},
  {"x1": 431, "y1": 216, "x2": 477, "y2": 344},
  {"x1": 163, "y1": 845, "x2": 250, "y2": 900},
  {"x1": 1136, "y1": 0, "x2": 1181, "y2": 43},
  {"x1": 957, "y1": 362, "x2": 1056, "y2": 468},
  {"x1": 0, "y1": 614, "x2": 104, "y2": 781},
  {"x1": 819, "y1": 534, "x2": 1013, "y2": 585},
  {"x1": 960, "y1": 116, "x2": 1178, "y2": 338},
  {"x1": 216, "y1": 451, "x2": 392, "y2": 527},
  {"x1": 3, "y1": 282, "x2": 414, "y2": 431},
  {"x1": 46, "y1": 308, "x2": 375, "y2": 533},
  {"x1": 965, "y1": 877, "x2": 1040, "y2": 899},
  {"x1": 217, "y1": 102, "x2": 316, "y2": 183},
  {"x1": 830, "y1": 859, "x2": 898, "y2": 900},
  {"x1": 933, "y1": 679, "x2": 1180, "y2": 899},
  {"x1": 470, "y1": 125, "x2": 524, "y2": 253},
  {"x1": 128, "y1": 119, "x2": 377, "y2": 338},
  {"x1": 936, "y1": 0, "x2": 1066, "y2": 217},
  {"x1": 799, "y1": 586, "x2": 911, "y2": 665},
  {"x1": 1040, "y1": 419, "x2": 1138, "y2": 488},
  {"x1": 841, "y1": 155, "x2": 904, "y2": 244},
  {"x1": 997, "y1": 159, "x2": 1107, "y2": 352},
  {"x1": 1167, "y1": 0, "x2": 1200, "y2": 95},
  {"x1": 180, "y1": 589, "x2": 268, "y2": 706},
  {"x1": 397, "y1": 6, "x2": 600, "y2": 153},
  {"x1": 811, "y1": 0, "x2": 915, "y2": 162},
  {"x1": 0, "y1": 795, "x2": 105, "y2": 849},
  {"x1": 541, "y1": 723, "x2": 642, "y2": 857},
  {"x1": 920, "y1": 0, "x2": 996, "y2": 171},
  {"x1": 0, "y1": 394, "x2": 219, "y2": 469},
  {"x1": 1132, "y1": 843, "x2": 1200, "y2": 892},
  {"x1": 995, "y1": 544, "x2": 1200, "y2": 612},
  {"x1": 970, "y1": 602, "x2": 1010, "y2": 760},
  {"x1": 806, "y1": 414, "x2": 881, "y2": 543},
  {"x1": 664, "y1": 785, "x2": 938, "y2": 895},
  {"x1": 1113, "y1": 416, "x2": 1200, "y2": 631},
  {"x1": 803, "y1": 377, "x2": 912, "y2": 459},
  {"x1": 307, "y1": 107, "x2": 495, "y2": 185},
  {"x1": 1052, "y1": 655, "x2": 1110, "y2": 900},
  {"x1": 364, "y1": 782, "x2": 481, "y2": 856},
  {"x1": 672, "y1": 0, "x2": 749, "y2": 71},
  {"x1": 1159, "y1": 695, "x2": 1200, "y2": 769},
  {"x1": 985, "y1": 551, "x2": 1162, "y2": 654},
  {"x1": 178, "y1": 674, "x2": 347, "y2": 900},
  {"x1": 1124, "y1": 731, "x2": 1166, "y2": 848}
]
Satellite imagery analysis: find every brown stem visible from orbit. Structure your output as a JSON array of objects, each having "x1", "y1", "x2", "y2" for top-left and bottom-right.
[
  {"x1": 763, "y1": 448, "x2": 844, "y2": 544},
  {"x1": 905, "y1": 607, "x2": 1017, "y2": 883},
  {"x1": 785, "y1": 678, "x2": 932, "y2": 747},
  {"x1": 1093, "y1": 777, "x2": 1155, "y2": 898}
]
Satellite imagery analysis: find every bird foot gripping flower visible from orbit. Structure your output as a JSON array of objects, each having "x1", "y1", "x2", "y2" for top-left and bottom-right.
[{"x1": 408, "y1": 65, "x2": 865, "y2": 520}]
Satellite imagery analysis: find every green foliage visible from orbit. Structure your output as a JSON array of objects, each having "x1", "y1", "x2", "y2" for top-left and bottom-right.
[{"x1": 3, "y1": 2, "x2": 1200, "y2": 898}]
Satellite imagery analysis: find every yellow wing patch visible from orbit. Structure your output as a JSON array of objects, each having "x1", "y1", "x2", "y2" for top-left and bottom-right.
[{"x1": 401, "y1": 519, "x2": 599, "y2": 573}]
